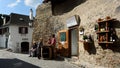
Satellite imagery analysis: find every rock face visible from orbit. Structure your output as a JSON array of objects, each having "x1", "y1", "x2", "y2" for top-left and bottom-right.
[
  {"x1": 33, "y1": 2, "x2": 53, "y2": 43},
  {"x1": 33, "y1": 2, "x2": 65, "y2": 43},
  {"x1": 33, "y1": 0, "x2": 120, "y2": 68}
]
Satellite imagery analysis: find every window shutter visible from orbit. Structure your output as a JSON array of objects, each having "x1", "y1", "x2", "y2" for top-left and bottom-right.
[{"x1": 19, "y1": 27, "x2": 22, "y2": 33}]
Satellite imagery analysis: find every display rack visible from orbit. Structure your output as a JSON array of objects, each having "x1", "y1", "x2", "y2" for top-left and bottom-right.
[{"x1": 96, "y1": 17, "x2": 116, "y2": 47}]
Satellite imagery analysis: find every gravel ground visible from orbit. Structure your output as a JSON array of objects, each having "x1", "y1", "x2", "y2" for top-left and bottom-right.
[{"x1": 0, "y1": 49, "x2": 80, "y2": 68}]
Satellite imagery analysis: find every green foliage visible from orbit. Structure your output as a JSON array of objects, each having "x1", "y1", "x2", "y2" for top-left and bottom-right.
[
  {"x1": 83, "y1": 35, "x2": 88, "y2": 40},
  {"x1": 94, "y1": 24, "x2": 98, "y2": 30},
  {"x1": 79, "y1": 26, "x2": 84, "y2": 31}
]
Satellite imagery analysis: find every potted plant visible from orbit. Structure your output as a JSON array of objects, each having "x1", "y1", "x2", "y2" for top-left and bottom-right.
[
  {"x1": 94, "y1": 24, "x2": 98, "y2": 31},
  {"x1": 83, "y1": 35, "x2": 88, "y2": 42},
  {"x1": 83, "y1": 35, "x2": 89, "y2": 50}
]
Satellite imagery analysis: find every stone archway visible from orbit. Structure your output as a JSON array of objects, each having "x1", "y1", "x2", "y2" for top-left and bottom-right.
[{"x1": 21, "y1": 42, "x2": 29, "y2": 53}]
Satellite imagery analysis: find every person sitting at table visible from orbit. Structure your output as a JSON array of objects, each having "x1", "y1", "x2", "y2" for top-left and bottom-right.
[
  {"x1": 29, "y1": 41, "x2": 37, "y2": 57},
  {"x1": 46, "y1": 36, "x2": 51, "y2": 45},
  {"x1": 47, "y1": 34, "x2": 56, "y2": 59}
]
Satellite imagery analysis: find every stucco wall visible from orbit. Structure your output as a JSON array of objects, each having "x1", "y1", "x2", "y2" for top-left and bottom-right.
[
  {"x1": 8, "y1": 25, "x2": 33, "y2": 53},
  {"x1": 0, "y1": 35, "x2": 6, "y2": 48}
]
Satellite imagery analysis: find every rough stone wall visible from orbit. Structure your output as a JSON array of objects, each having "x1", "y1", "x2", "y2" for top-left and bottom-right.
[
  {"x1": 33, "y1": 2, "x2": 65, "y2": 44},
  {"x1": 33, "y1": 0, "x2": 120, "y2": 67},
  {"x1": 33, "y1": 2, "x2": 52, "y2": 43},
  {"x1": 51, "y1": 0, "x2": 120, "y2": 67},
  {"x1": 52, "y1": 0, "x2": 87, "y2": 15}
]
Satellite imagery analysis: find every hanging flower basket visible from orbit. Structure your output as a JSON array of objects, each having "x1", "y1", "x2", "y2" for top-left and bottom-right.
[
  {"x1": 79, "y1": 26, "x2": 84, "y2": 35},
  {"x1": 79, "y1": 26, "x2": 84, "y2": 31}
]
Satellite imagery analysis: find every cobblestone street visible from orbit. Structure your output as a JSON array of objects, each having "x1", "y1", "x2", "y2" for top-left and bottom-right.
[{"x1": 0, "y1": 49, "x2": 80, "y2": 68}]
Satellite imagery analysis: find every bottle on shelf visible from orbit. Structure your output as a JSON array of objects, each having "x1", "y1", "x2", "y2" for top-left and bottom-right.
[
  {"x1": 110, "y1": 34, "x2": 113, "y2": 42},
  {"x1": 105, "y1": 26, "x2": 109, "y2": 31},
  {"x1": 112, "y1": 32, "x2": 116, "y2": 42}
]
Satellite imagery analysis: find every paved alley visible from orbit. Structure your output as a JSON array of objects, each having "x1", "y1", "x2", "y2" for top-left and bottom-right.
[{"x1": 0, "y1": 49, "x2": 80, "y2": 68}]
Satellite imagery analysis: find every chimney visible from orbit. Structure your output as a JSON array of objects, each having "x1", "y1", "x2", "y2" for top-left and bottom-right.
[
  {"x1": 29, "y1": 8, "x2": 33, "y2": 21},
  {"x1": 3, "y1": 17, "x2": 6, "y2": 25},
  {"x1": 29, "y1": 8, "x2": 33, "y2": 27}
]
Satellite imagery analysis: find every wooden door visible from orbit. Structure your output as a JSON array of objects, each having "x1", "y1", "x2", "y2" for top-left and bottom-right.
[{"x1": 57, "y1": 30, "x2": 70, "y2": 57}]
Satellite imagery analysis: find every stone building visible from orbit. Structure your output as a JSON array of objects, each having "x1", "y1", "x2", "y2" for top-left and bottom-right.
[{"x1": 34, "y1": 0, "x2": 120, "y2": 67}]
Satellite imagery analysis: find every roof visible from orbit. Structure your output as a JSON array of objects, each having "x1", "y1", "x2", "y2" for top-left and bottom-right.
[
  {"x1": 8, "y1": 13, "x2": 30, "y2": 26},
  {"x1": 43, "y1": 0, "x2": 65, "y2": 3},
  {"x1": 0, "y1": 14, "x2": 10, "y2": 27}
]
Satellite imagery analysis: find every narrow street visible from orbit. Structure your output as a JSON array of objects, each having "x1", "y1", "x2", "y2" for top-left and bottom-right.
[{"x1": 0, "y1": 49, "x2": 80, "y2": 68}]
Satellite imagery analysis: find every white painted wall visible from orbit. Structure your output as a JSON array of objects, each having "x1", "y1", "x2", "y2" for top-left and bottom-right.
[
  {"x1": 8, "y1": 25, "x2": 33, "y2": 52},
  {"x1": 0, "y1": 35, "x2": 6, "y2": 48}
]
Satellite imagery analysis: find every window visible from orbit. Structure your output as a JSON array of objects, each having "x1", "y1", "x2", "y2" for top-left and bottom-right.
[
  {"x1": 19, "y1": 18, "x2": 24, "y2": 21},
  {"x1": 19, "y1": 27, "x2": 28, "y2": 34},
  {"x1": 60, "y1": 32, "x2": 66, "y2": 41},
  {"x1": 0, "y1": 28, "x2": 9, "y2": 35},
  {"x1": 0, "y1": 29, "x2": 2, "y2": 35}
]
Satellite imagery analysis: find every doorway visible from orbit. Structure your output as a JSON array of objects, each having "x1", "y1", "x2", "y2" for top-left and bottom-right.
[
  {"x1": 5, "y1": 38, "x2": 8, "y2": 48},
  {"x1": 57, "y1": 28, "x2": 79, "y2": 57},
  {"x1": 21, "y1": 42, "x2": 29, "y2": 53},
  {"x1": 69, "y1": 28, "x2": 79, "y2": 56}
]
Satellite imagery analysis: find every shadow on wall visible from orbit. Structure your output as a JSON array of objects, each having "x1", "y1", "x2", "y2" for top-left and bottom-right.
[
  {"x1": 100, "y1": 20, "x2": 120, "y2": 53},
  {"x1": 52, "y1": 0, "x2": 87, "y2": 15},
  {"x1": 115, "y1": 6, "x2": 120, "y2": 14},
  {"x1": 0, "y1": 58, "x2": 40, "y2": 68},
  {"x1": 109, "y1": 20, "x2": 120, "y2": 53},
  {"x1": 83, "y1": 36, "x2": 96, "y2": 55}
]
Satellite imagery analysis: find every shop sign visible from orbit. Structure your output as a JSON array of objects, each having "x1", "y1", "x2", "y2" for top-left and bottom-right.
[
  {"x1": 22, "y1": 38, "x2": 28, "y2": 40},
  {"x1": 66, "y1": 15, "x2": 80, "y2": 27}
]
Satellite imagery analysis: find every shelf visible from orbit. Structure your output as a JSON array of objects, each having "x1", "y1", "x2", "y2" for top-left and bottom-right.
[
  {"x1": 96, "y1": 17, "x2": 116, "y2": 47},
  {"x1": 98, "y1": 41, "x2": 113, "y2": 44},
  {"x1": 96, "y1": 30, "x2": 110, "y2": 34},
  {"x1": 97, "y1": 19, "x2": 115, "y2": 23}
]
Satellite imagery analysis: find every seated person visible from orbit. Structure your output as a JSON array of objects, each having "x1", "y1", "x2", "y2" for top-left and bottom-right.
[
  {"x1": 37, "y1": 38, "x2": 43, "y2": 59},
  {"x1": 46, "y1": 34, "x2": 56, "y2": 59},
  {"x1": 46, "y1": 34, "x2": 56, "y2": 46},
  {"x1": 46, "y1": 36, "x2": 52, "y2": 46},
  {"x1": 29, "y1": 42, "x2": 37, "y2": 57}
]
